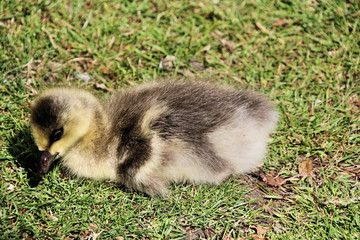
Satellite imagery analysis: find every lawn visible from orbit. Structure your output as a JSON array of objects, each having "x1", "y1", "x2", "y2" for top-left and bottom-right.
[{"x1": 1, "y1": 0, "x2": 359, "y2": 239}]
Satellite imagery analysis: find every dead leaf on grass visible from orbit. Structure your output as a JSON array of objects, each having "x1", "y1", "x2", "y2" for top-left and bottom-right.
[
  {"x1": 273, "y1": 18, "x2": 288, "y2": 27},
  {"x1": 82, "y1": 231, "x2": 91, "y2": 237},
  {"x1": 64, "y1": 45, "x2": 73, "y2": 50},
  {"x1": 251, "y1": 169, "x2": 286, "y2": 187},
  {"x1": 185, "y1": 226, "x2": 217, "y2": 239},
  {"x1": 95, "y1": 83, "x2": 115, "y2": 93},
  {"x1": 177, "y1": 69, "x2": 194, "y2": 77},
  {"x1": 159, "y1": 55, "x2": 176, "y2": 71},
  {"x1": 47, "y1": 214, "x2": 59, "y2": 222},
  {"x1": 251, "y1": 225, "x2": 271, "y2": 235},
  {"x1": 298, "y1": 158, "x2": 313, "y2": 177},
  {"x1": 263, "y1": 175, "x2": 285, "y2": 187},
  {"x1": 47, "y1": 61, "x2": 63, "y2": 72},
  {"x1": 355, "y1": 99, "x2": 360, "y2": 107},
  {"x1": 101, "y1": 65, "x2": 110, "y2": 74},
  {"x1": 189, "y1": 57, "x2": 205, "y2": 70}
]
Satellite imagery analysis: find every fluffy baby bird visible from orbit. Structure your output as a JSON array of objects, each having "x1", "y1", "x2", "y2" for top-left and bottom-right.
[{"x1": 30, "y1": 81, "x2": 278, "y2": 196}]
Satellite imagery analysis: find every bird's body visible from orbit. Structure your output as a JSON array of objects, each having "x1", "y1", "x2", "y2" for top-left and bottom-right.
[{"x1": 31, "y1": 81, "x2": 278, "y2": 196}]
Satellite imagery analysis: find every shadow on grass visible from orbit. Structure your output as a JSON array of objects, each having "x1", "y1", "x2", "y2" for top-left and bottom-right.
[
  {"x1": 6, "y1": 126, "x2": 135, "y2": 195},
  {"x1": 6, "y1": 126, "x2": 57, "y2": 187}
]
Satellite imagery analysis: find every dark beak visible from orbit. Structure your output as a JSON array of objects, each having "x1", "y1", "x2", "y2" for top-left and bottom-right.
[{"x1": 39, "y1": 150, "x2": 58, "y2": 176}]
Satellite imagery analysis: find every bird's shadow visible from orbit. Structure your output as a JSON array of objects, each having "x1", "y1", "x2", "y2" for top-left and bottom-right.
[{"x1": 6, "y1": 126, "x2": 52, "y2": 187}]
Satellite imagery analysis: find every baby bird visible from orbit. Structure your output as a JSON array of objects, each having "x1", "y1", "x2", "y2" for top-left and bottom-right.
[{"x1": 30, "y1": 81, "x2": 278, "y2": 196}]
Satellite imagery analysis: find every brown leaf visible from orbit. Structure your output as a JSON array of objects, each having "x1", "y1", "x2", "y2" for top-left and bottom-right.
[
  {"x1": 95, "y1": 83, "x2": 115, "y2": 93},
  {"x1": 251, "y1": 225, "x2": 271, "y2": 235},
  {"x1": 185, "y1": 227, "x2": 216, "y2": 239},
  {"x1": 101, "y1": 65, "x2": 110, "y2": 74},
  {"x1": 82, "y1": 231, "x2": 91, "y2": 236},
  {"x1": 47, "y1": 61, "x2": 63, "y2": 72},
  {"x1": 251, "y1": 169, "x2": 286, "y2": 187},
  {"x1": 190, "y1": 57, "x2": 205, "y2": 70},
  {"x1": 177, "y1": 69, "x2": 194, "y2": 77},
  {"x1": 273, "y1": 18, "x2": 288, "y2": 27},
  {"x1": 159, "y1": 55, "x2": 176, "y2": 71},
  {"x1": 185, "y1": 227, "x2": 197, "y2": 239},
  {"x1": 84, "y1": 0, "x2": 93, "y2": 9},
  {"x1": 251, "y1": 169, "x2": 266, "y2": 180},
  {"x1": 263, "y1": 175, "x2": 285, "y2": 187},
  {"x1": 355, "y1": 99, "x2": 360, "y2": 107},
  {"x1": 298, "y1": 159, "x2": 313, "y2": 177},
  {"x1": 64, "y1": 45, "x2": 73, "y2": 50},
  {"x1": 47, "y1": 214, "x2": 59, "y2": 222}
]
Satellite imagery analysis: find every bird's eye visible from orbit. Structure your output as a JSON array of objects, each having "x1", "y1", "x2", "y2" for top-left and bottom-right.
[{"x1": 51, "y1": 127, "x2": 63, "y2": 142}]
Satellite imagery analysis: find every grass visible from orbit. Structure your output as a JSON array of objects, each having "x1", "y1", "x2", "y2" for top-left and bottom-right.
[{"x1": 1, "y1": 0, "x2": 359, "y2": 239}]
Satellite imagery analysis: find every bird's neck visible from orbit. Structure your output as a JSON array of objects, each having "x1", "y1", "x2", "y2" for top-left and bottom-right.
[{"x1": 62, "y1": 108, "x2": 118, "y2": 181}]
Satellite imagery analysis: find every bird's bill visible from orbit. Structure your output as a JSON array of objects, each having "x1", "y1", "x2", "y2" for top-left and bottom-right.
[{"x1": 39, "y1": 150, "x2": 58, "y2": 176}]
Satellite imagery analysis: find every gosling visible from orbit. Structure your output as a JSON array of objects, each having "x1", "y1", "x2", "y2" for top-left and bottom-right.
[{"x1": 30, "y1": 81, "x2": 278, "y2": 196}]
